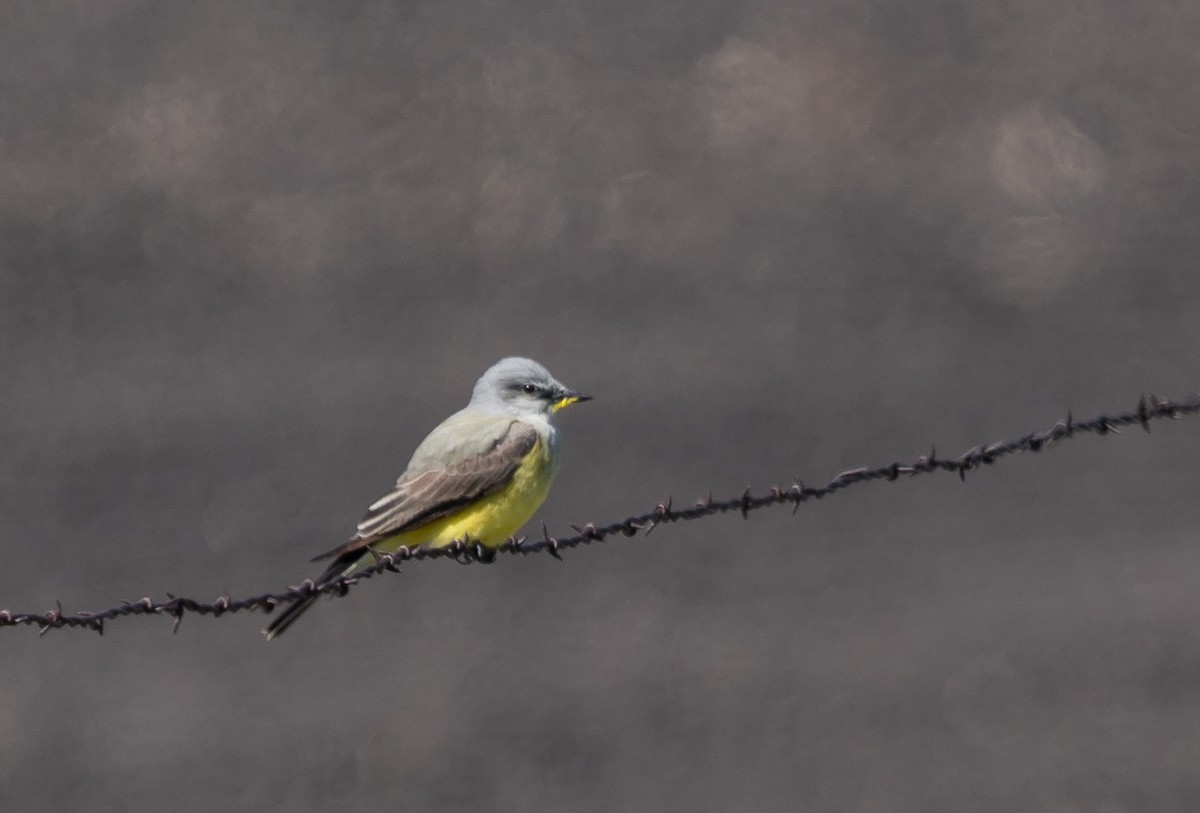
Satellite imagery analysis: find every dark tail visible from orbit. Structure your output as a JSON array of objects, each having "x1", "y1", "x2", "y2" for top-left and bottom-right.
[{"x1": 262, "y1": 550, "x2": 362, "y2": 640}]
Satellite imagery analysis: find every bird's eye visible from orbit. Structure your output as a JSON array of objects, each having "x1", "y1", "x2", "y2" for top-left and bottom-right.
[{"x1": 522, "y1": 383, "x2": 540, "y2": 395}]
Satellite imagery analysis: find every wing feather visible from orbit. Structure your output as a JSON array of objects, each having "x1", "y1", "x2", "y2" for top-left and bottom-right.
[{"x1": 312, "y1": 418, "x2": 536, "y2": 561}]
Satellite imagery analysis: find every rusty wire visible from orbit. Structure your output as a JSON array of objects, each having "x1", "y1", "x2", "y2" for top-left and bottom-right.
[{"x1": 2, "y1": 393, "x2": 1197, "y2": 636}]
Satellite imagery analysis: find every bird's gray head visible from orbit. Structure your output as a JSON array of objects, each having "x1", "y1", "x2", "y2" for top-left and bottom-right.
[{"x1": 470, "y1": 357, "x2": 591, "y2": 417}]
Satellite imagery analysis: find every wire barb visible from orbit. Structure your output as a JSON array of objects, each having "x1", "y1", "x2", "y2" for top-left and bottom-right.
[{"x1": 2, "y1": 393, "x2": 1199, "y2": 634}]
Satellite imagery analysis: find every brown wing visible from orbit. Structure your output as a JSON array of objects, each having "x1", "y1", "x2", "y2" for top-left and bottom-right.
[{"x1": 312, "y1": 419, "x2": 536, "y2": 561}]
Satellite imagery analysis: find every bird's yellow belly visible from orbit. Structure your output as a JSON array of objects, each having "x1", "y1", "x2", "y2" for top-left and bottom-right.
[{"x1": 381, "y1": 438, "x2": 555, "y2": 551}]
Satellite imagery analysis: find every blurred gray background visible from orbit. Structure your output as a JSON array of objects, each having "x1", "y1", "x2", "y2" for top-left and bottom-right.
[{"x1": 2, "y1": 2, "x2": 1200, "y2": 811}]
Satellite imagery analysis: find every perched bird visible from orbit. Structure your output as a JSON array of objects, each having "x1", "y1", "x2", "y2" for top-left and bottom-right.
[{"x1": 263, "y1": 357, "x2": 590, "y2": 639}]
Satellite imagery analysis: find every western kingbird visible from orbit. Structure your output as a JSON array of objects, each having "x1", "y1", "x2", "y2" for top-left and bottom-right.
[{"x1": 263, "y1": 357, "x2": 590, "y2": 639}]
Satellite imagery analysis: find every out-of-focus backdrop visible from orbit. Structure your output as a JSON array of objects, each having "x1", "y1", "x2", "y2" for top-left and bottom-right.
[{"x1": 3, "y1": 3, "x2": 1199, "y2": 810}]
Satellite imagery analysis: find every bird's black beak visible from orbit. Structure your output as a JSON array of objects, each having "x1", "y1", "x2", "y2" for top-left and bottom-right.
[{"x1": 550, "y1": 389, "x2": 592, "y2": 413}]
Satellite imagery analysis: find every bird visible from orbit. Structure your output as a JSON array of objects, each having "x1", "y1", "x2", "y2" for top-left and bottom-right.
[{"x1": 262, "y1": 357, "x2": 591, "y2": 639}]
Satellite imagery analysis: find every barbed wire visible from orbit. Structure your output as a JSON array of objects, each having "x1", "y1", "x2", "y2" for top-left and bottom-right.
[{"x1": 2, "y1": 393, "x2": 1197, "y2": 636}]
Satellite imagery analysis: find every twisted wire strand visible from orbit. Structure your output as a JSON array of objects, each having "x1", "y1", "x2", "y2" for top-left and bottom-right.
[{"x1": 2, "y1": 393, "x2": 1196, "y2": 635}]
